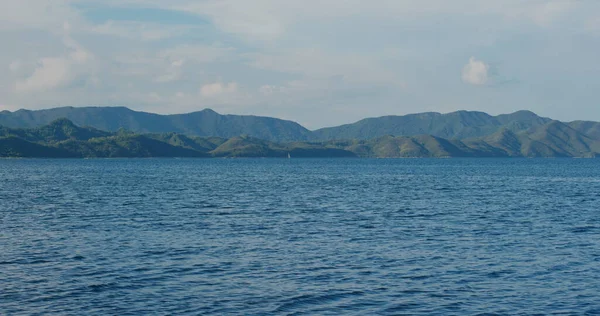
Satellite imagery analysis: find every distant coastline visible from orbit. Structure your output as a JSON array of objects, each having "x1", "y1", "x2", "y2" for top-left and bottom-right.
[{"x1": 1, "y1": 115, "x2": 599, "y2": 158}]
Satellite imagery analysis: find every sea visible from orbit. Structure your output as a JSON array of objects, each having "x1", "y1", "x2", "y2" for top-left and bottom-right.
[{"x1": 1, "y1": 158, "x2": 600, "y2": 315}]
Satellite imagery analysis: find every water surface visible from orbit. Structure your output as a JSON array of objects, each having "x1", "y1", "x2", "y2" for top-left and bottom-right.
[{"x1": 1, "y1": 159, "x2": 600, "y2": 315}]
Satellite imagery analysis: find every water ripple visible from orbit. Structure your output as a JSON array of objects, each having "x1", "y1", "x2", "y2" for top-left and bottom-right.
[{"x1": 1, "y1": 158, "x2": 600, "y2": 315}]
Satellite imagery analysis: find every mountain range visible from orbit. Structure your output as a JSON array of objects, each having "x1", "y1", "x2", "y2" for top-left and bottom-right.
[
  {"x1": 0, "y1": 107, "x2": 312, "y2": 142},
  {"x1": 313, "y1": 110, "x2": 553, "y2": 140},
  {"x1": 0, "y1": 119, "x2": 354, "y2": 158},
  {"x1": 1, "y1": 117, "x2": 600, "y2": 158},
  {"x1": 2, "y1": 106, "x2": 600, "y2": 143},
  {"x1": 1, "y1": 106, "x2": 600, "y2": 158}
]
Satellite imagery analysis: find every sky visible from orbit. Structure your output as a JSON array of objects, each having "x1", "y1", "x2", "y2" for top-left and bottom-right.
[{"x1": 1, "y1": 0, "x2": 599, "y2": 129}]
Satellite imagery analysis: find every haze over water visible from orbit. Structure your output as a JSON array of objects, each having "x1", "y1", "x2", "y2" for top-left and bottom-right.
[{"x1": 2, "y1": 158, "x2": 600, "y2": 315}]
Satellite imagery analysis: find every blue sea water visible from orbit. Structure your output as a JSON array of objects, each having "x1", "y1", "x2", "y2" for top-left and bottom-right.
[{"x1": 1, "y1": 158, "x2": 600, "y2": 315}]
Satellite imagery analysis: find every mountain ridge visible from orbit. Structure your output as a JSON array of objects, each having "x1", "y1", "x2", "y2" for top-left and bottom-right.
[
  {"x1": 1, "y1": 106, "x2": 599, "y2": 142},
  {"x1": 312, "y1": 109, "x2": 556, "y2": 140},
  {"x1": 1, "y1": 118, "x2": 599, "y2": 158},
  {"x1": 0, "y1": 106, "x2": 313, "y2": 142}
]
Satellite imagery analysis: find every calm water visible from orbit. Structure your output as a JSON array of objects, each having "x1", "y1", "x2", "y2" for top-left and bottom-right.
[{"x1": 1, "y1": 159, "x2": 600, "y2": 315}]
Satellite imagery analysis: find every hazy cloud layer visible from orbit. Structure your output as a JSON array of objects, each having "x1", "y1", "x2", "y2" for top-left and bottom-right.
[{"x1": 1, "y1": 0, "x2": 600, "y2": 128}]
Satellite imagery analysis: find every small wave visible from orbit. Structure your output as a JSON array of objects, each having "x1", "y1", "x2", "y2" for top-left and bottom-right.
[
  {"x1": 382, "y1": 302, "x2": 422, "y2": 313},
  {"x1": 273, "y1": 290, "x2": 365, "y2": 313},
  {"x1": 571, "y1": 226, "x2": 599, "y2": 233},
  {"x1": 86, "y1": 282, "x2": 120, "y2": 293},
  {"x1": 486, "y1": 269, "x2": 516, "y2": 278}
]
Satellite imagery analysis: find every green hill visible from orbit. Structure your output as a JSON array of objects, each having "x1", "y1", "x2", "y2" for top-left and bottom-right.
[
  {"x1": 1, "y1": 118, "x2": 599, "y2": 158},
  {"x1": 568, "y1": 121, "x2": 600, "y2": 140},
  {"x1": 0, "y1": 118, "x2": 111, "y2": 144},
  {"x1": 0, "y1": 107, "x2": 312, "y2": 142},
  {"x1": 313, "y1": 110, "x2": 553, "y2": 140},
  {"x1": 210, "y1": 136, "x2": 357, "y2": 158},
  {"x1": 146, "y1": 133, "x2": 227, "y2": 152},
  {"x1": 464, "y1": 121, "x2": 600, "y2": 158},
  {"x1": 0, "y1": 119, "x2": 354, "y2": 158},
  {"x1": 3, "y1": 107, "x2": 600, "y2": 144},
  {"x1": 0, "y1": 136, "x2": 73, "y2": 158},
  {"x1": 211, "y1": 136, "x2": 282, "y2": 157}
]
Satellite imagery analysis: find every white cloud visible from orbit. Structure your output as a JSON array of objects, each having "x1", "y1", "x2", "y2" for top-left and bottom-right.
[
  {"x1": 528, "y1": 1, "x2": 574, "y2": 27},
  {"x1": 148, "y1": 92, "x2": 161, "y2": 102},
  {"x1": 155, "y1": 59, "x2": 184, "y2": 83},
  {"x1": 89, "y1": 21, "x2": 193, "y2": 41},
  {"x1": 109, "y1": 48, "x2": 220, "y2": 84},
  {"x1": 259, "y1": 85, "x2": 279, "y2": 96},
  {"x1": 248, "y1": 49, "x2": 402, "y2": 86},
  {"x1": 259, "y1": 80, "x2": 325, "y2": 96},
  {"x1": 14, "y1": 29, "x2": 94, "y2": 93},
  {"x1": 154, "y1": 72, "x2": 181, "y2": 83},
  {"x1": 14, "y1": 57, "x2": 71, "y2": 93},
  {"x1": 173, "y1": 0, "x2": 286, "y2": 41},
  {"x1": 9, "y1": 60, "x2": 21, "y2": 72},
  {"x1": 171, "y1": 59, "x2": 184, "y2": 67},
  {"x1": 0, "y1": 0, "x2": 81, "y2": 32},
  {"x1": 158, "y1": 44, "x2": 234, "y2": 64},
  {"x1": 2, "y1": 0, "x2": 600, "y2": 126},
  {"x1": 462, "y1": 57, "x2": 489, "y2": 85},
  {"x1": 158, "y1": 0, "x2": 579, "y2": 42},
  {"x1": 200, "y1": 82, "x2": 238, "y2": 97}
]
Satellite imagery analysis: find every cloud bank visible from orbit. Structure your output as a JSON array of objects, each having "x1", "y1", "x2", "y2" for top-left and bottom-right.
[{"x1": 1, "y1": 0, "x2": 600, "y2": 128}]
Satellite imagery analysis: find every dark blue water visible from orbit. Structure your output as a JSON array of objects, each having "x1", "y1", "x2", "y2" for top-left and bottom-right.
[{"x1": 2, "y1": 159, "x2": 600, "y2": 315}]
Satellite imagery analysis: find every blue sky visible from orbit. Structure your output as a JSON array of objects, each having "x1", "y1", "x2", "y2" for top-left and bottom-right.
[{"x1": 1, "y1": 0, "x2": 599, "y2": 128}]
